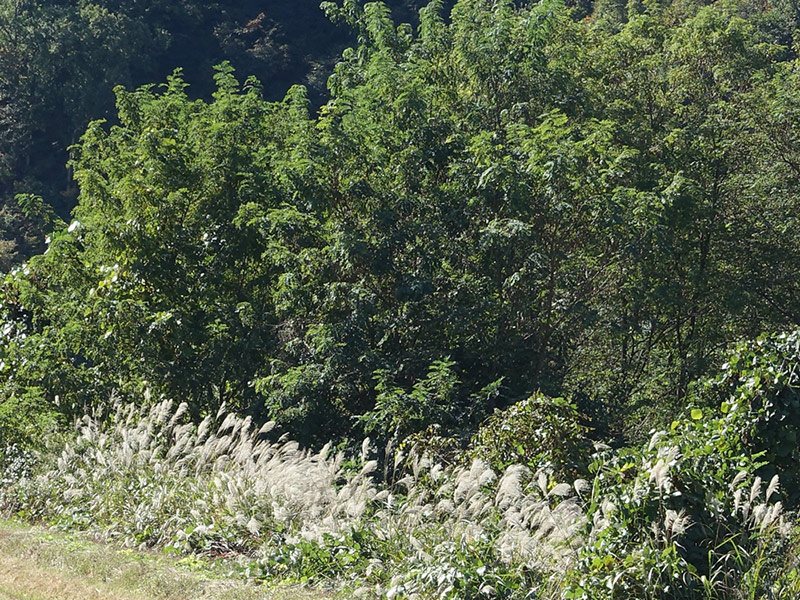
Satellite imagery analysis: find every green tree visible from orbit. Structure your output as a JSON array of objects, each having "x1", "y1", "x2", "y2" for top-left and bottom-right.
[
  {"x1": 565, "y1": 0, "x2": 795, "y2": 438},
  {"x1": 0, "y1": 0, "x2": 166, "y2": 219},
  {"x1": 1, "y1": 66, "x2": 322, "y2": 420},
  {"x1": 6, "y1": 0, "x2": 800, "y2": 449}
]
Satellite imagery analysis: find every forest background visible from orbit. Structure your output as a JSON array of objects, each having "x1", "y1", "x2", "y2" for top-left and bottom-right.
[{"x1": 4, "y1": 0, "x2": 800, "y2": 598}]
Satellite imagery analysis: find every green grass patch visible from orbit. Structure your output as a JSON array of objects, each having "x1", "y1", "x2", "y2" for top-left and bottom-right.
[{"x1": 0, "y1": 519, "x2": 334, "y2": 600}]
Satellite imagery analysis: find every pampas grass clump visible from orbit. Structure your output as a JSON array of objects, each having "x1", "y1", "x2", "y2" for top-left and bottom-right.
[{"x1": 1, "y1": 399, "x2": 797, "y2": 599}]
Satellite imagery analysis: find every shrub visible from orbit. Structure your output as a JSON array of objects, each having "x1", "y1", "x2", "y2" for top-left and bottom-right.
[
  {"x1": 694, "y1": 331, "x2": 800, "y2": 503},
  {"x1": 468, "y1": 392, "x2": 593, "y2": 481},
  {"x1": 565, "y1": 396, "x2": 792, "y2": 600},
  {"x1": 0, "y1": 387, "x2": 62, "y2": 463}
]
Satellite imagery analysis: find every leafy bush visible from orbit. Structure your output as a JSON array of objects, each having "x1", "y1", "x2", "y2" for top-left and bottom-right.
[
  {"x1": 0, "y1": 387, "x2": 62, "y2": 460},
  {"x1": 360, "y1": 359, "x2": 461, "y2": 442},
  {"x1": 694, "y1": 331, "x2": 800, "y2": 503},
  {"x1": 468, "y1": 393, "x2": 592, "y2": 480},
  {"x1": 566, "y1": 395, "x2": 794, "y2": 600}
]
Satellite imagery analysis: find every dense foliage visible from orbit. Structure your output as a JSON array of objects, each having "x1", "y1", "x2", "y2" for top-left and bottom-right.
[
  {"x1": 4, "y1": 0, "x2": 800, "y2": 596},
  {"x1": 4, "y1": 0, "x2": 800, "y2": 448},
  {"x1": 0, "y1": 0, "x2": 440, "y2": 248}
]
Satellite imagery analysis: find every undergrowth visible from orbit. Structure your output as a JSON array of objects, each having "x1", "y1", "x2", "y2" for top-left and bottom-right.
[{"x1": 1, "y1": 392, "x2": 799, "y2": 599}]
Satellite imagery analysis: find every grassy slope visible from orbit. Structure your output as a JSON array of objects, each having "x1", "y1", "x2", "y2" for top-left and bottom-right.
[{"x1": 0, "y1": 521, "x2": 332, "y2": 600}]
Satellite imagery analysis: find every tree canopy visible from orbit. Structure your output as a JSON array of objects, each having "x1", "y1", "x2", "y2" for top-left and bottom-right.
[{"x1": 2, "y1": 0, "x2": 800, "y2": 449}]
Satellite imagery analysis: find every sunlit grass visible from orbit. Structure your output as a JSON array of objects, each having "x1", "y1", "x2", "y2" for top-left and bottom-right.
[{"x1": 0, "y1": 519, "x2": 332, "y2": 600}]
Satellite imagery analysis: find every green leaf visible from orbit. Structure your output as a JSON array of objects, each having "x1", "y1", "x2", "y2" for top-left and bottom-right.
[{"x1": 691, "y1": 408, "x2": 703, "y2": 420}]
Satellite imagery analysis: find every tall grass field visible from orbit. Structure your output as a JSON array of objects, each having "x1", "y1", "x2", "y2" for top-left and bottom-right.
[{"x1": 2, "y1": 392, "x2": 799, "y2": 599}]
